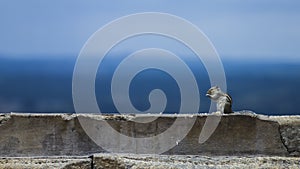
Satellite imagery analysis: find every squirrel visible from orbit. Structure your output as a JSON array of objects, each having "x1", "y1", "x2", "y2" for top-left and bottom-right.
[{"x1": 206, "y1": 86, "x2": 233, "y2": 114}]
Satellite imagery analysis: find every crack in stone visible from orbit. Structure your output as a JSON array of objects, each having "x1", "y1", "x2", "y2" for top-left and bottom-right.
[{"x1": 278, "y1": 125, "x2": 291, "y2": 155}]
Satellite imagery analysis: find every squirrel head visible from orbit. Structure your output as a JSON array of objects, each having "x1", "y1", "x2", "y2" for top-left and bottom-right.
[{"x1": 206, "y1": 86, "x2": 222, "y2": 101}]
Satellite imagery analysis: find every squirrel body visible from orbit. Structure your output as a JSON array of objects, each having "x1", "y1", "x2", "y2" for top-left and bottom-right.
[{"x1": 206, "y1": 86, "x2": 233, "y2": 114}]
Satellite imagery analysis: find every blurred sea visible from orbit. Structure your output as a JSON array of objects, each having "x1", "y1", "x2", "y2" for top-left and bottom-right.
[{"x1": 0, "y1": 56, "x2": 299, "y2": 115}]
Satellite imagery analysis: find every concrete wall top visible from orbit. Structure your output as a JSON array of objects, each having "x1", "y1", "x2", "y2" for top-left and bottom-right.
[{"x1": 0, "y1": 111, "x2": 299, "y2": 157}]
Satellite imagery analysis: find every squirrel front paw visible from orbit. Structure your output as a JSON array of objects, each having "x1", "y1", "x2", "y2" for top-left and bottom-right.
[{"x1": 212, "y1": 111, "x2": 222, "y2": 115}]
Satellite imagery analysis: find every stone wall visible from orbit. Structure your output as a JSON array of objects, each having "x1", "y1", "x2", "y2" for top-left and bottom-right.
[
  {"x1": 0, "y1": 112, "x2": 300, "y2": 168},
  {"x1": 1, "y1": 154, "x2": 299, "y2": 169},
  {"x1": 0, "y1": 112, "x2": 299, "y2": 157}
]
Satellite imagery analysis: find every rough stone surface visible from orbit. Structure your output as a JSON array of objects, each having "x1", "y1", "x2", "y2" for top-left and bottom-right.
[
  {"x1": 165, "y1": 113, "x2": 287, "y2": 156},
  {"x1": 0, "y1": 113, "x2": 104, "y2": 157},
  {"x1": 0, "y1": 112, "x2": 299, "y2": 157},
  {"x1": 0, "y1": 112, "x2": 300, "y2": 168},
  {"x1": 0, "y1": 154, "x2": 299, "y2": 169},
  {"x1": 0, "y1": 156, "x2": 91, "y2": 169},
  {"x1": 270, "y1": 116, "x2": 300, "y2": 156},
  {"x1": 93, "y1": 153, "x2": 300, "y2": 169}
]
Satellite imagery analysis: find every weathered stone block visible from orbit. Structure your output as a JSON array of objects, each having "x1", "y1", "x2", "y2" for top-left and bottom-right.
[
  {"x1": 0, "y1": 112, "x2": 299, "y2": 157},
  {"x1": 93, "y1": 153, "x2": 300, "y2": 169},
  {"x1": 0, "y1": 156, "x2": 91, "y2": 169}
]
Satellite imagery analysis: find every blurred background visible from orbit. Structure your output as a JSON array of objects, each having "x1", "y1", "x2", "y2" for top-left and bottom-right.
[{"x1": 0, "y1": 0, "x2": 299, "y2": 115}]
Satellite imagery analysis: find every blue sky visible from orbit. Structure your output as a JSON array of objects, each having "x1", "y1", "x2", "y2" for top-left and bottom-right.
[{"x1": 0, "y1": 0, "x2": 300, "y2": 61}]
